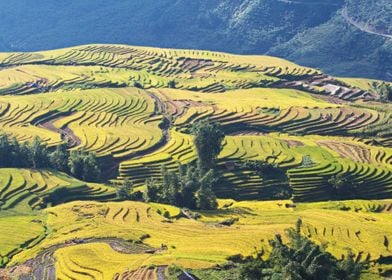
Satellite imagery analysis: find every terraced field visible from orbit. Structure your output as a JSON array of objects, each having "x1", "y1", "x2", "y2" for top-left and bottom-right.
[
  {"x1": 0, "y1": 168, "x2": 116, "y2": 273},
  {"x1": 0, "y1": 88, "x2": 163, "y2": 160},
  {"x1": 3, "y1": 199, "x2": 392, "y2": 279},
  {"x1": 0, "y1": 168, "x2": 115, "y2": 213},
  {"x1": 0, "y1": 44, "x2": 391, "y2": 279}
]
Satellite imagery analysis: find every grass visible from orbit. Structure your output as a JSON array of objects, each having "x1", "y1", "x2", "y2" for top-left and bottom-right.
[
  {"x1": 0, "y1": 44, "x2": 319, "y2": 97},
  {"x1": 119, "y1": 129, "x2": 196, "y2": 183},
  {"x1": 0, "y1": 168, "x2": 116, "y2": 270}
]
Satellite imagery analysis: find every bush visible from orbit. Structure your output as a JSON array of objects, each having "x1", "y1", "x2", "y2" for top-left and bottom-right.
[
  {"x1": 219, "y1": 217, "x2": 239, "y2": 226},
  {"x1": 133, "y1": 81, "x2": 144, "y2": 89}
]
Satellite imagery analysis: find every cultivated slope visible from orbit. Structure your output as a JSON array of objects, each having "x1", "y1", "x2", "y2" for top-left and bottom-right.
[
  {"x1": 0, "y1": 44, "x2": 391, "y2": 279},
  {"x1": 0, "y1": 44, "x2": 391, "y2": 202}
]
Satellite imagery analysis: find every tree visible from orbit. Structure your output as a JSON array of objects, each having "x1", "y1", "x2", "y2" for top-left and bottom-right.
[
  {"x1": 328, "y1": 174, "x2": 357, "y2": 199},
  {"x1": 181, "y1": 165, "x2": 198, "y2": 209},
  {"x1": 82, "y1": 152, "x2": 101, "y2": 182},
  {"x1": 338, "y1": 250, "x2": 362, "y2": 280},
  {"x1": 159, "y1": 165, "x2": 174, "y2": 203},
  {"x1": 29, "y1": 137, "x2": 48, "y2": 169},
  {"x1": 143, "y1": 120, "x2": 224, "y2": 210},
  {"x1": 191, "y1": 120, "x2": 224, "y2": 170},
  {"x1": 168, "y1": 80, "x2": 176, "y2": 89},
  {"x1": 242, "y1": 160, "x2": 281, "y2": 177},
  {"x1": 0, "y1": 134, "x2": 45, "y2": 168},
  {"x1": 117, "y1": 178, "x2": 133, "y2": 200},
  {"x1": 68, "y1": 150, "x2": 85, "y2": 179},
  {"x1": 145, "y1": 178, "x2": 159, "y2": 202},
  {"x1": 50, "y1": 143, "x2": 69, "y2": 172},
  {"x1": 239, "y1": 258, "x2": 264, "y2": 280},
  {"x1": 0, "y1": 134, "x2": 104, "y2": 181},
  {"x1": 195, "y1": 169, "x2": 218, "y2": 210},
  {"x1": 10, "y1": 137, "x2": 26, "y2": 167},
  {"x1": 68, "y1": 149, "x2": 101, "y2": 182},
  {"x1": 144, "y1": 163, "x2": 218, "y2": 210},
  {"x1": 133, "y1": 81, "x2": 143, "y2": 89},
  {"x1": 374, "y1": 82, "x2": 392, "y2": 101},
  {"x1": 168, "y1": 169, "x2": 181, "y2": 205},
  {"x1": 0, "y1": 133, "x2": 11, "y2": 167}
]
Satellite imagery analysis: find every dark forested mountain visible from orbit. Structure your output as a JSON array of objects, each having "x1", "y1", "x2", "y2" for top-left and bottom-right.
[{"x1": 0, "y1": 0, "x2": 390, "y2": 80}]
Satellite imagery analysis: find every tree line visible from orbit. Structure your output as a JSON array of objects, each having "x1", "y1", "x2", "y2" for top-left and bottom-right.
[
  {"x1": 0, "y1": 133, "x2": 101, "y2": 182},
  {"x1": 236, "y1": 219, "x2": 361, "y2": 279}
]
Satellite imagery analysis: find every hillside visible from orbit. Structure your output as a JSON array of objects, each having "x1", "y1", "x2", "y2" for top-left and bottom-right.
[
  {"x1": 269, "y1": 11, "x2": 392, "y2": 81},
  {"x1": 0, "y1": 0, "x2": 390, "y2": 80},
  {"x1": 345, "y1": 0, "x2": 392, "y2": 36},
  {"x1": 0, "y1": 44, "x2": 391, "y2": 200},
  {"x1": 0, "y1": 45, "x2": 391, "y2": 279}
]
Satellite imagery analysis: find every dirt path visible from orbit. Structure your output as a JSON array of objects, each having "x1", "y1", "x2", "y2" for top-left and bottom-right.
[
  {"x1": 37, "y1": 111, "x2": 82, "y2": 148},
  {"x1": 341, "y1": 8, "x2": 392, "y2": 39}
]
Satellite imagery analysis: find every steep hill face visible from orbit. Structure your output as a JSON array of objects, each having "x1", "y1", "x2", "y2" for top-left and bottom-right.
[
  {"x1": 269, "y1": 14, "x2": 392, "y2": 81},
  {"x1": 0, "y1": 0, "x2": 390, "y2": 80},
  {"x1": 345, "y1": 0, "x2": 392, "y2": 35}
]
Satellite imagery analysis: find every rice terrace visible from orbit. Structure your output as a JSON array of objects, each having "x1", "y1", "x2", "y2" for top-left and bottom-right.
[{"x1": 0, "y1": 44, "x2": 391, "y2": 280}]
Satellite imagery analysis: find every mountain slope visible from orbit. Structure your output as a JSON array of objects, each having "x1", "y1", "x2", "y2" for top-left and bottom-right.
[
  {"x1": 345, "y1": 0, "x2": 392, "y2": 36},
  {"x1": 0, "y1": 0, "x2": 390, "y2": 80},
  {"x1": 269, "y1": 14, "x2": 392, "y2": 80}
]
